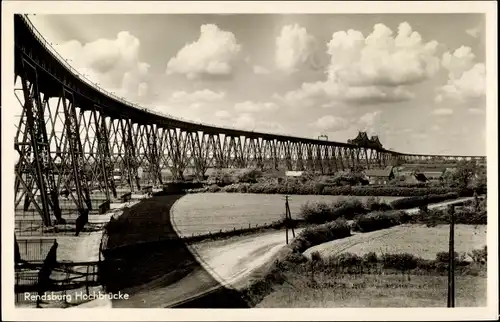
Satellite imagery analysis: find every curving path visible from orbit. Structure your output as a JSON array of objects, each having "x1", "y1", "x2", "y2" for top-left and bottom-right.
[
  {"x1": 104, "y1": 195, "x2": 476, "y2": 308},
  {"x1": 103, "y1": 193, "x2": 272, "y2": 308}
]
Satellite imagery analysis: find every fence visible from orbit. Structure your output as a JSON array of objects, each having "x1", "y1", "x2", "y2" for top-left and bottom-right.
[
  {"x1": 177, "y1": 220, "x2": 296, "y2": 244},
  {"x1": 15, "y1": 269, "x2": 39, "y2": 304},
  {"x1": 15, "y1": 261, "x2": 101, "y2": 307},
  {"x1": 16, "y1": 238, "x2": 57, "y2": 263},
  {"x1": 15, "y1": 208, "x2": 102, "y2": 219},
  {"x1": 15, "y1": 219, "x2": 107, "y2": 237}
]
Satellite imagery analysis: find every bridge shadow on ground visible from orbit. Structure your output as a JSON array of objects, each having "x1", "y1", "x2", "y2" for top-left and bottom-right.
[{"x1": 101, "y1": 193, "x2": 250, "y2": 308}]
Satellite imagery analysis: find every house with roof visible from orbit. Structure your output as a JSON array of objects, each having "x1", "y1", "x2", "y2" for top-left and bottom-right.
[
  {"x1": 364, "y1": 166, "x2": 395, "y2": 185},
  {"x1": 420, "y1": 171, "x2": 444, "y2": 182}
]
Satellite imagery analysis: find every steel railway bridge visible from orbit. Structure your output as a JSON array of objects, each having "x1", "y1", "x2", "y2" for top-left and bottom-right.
[{"x1": 13, "y1": 14, "x2": 486, "y2": 226}]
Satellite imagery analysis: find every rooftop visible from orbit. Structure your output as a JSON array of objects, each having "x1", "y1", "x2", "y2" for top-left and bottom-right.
[{"x1": 365, "y1": 166, "x2": 394, "y2": 177}]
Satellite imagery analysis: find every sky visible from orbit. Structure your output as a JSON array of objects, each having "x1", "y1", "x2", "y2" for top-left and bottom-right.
[{"x1": 26, "y1": 13, "x2": 487, "y2": 155}]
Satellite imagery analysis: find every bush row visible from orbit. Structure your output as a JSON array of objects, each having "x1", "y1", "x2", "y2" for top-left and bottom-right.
[
  {"x1": 189, "y1": 182, "x2": 467, "y2": 197},
  {"x1": 353, "y1": 197, "x2": 487, "y2": 231},
  {"x1": 298, "y1": 192, "x2": 459, "y2": 225},
  {"x1": 408, "y1": 206, "x2": 487, "y2": 225},
  {"x1": 299, "y1": 199, "x2": 364, "y2": 224},
  {"x1": 289, "y1": 219, "x2": 352, "y2": 253},
  {"x1": 299, "y1": 197, "x2": 391, "y2": 224},
  {"x1": 389, "y1": 192, "x2": 458, "y2": 209},
  {"x1": 353, "y1": 210, "x2": 411, "y2": 232},
  {"x1": 308, "y1": 246, "x2": 487, "y2": 276}
]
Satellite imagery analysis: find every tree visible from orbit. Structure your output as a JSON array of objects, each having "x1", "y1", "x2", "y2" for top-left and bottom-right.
[{"x1": 446, "y1": 160, "x2": 478, "y2": 190}]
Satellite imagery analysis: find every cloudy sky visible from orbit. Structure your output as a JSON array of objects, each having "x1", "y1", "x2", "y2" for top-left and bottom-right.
[{"x1": 28, "y1": 13, "x2": 486, "y2": 155}]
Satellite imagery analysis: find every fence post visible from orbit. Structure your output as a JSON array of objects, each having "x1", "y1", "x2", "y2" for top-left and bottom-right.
[
  {"x1": 447, "y1": 204, "x2": 455, "y2": 308},
  {"x1": 86, "y1": 265, "x2": 90, "y2": 296}
]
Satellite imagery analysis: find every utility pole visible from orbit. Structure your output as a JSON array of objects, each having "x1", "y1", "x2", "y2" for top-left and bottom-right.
[
  {"x1": 447, "y1": 204, "x2": 455, "y2": 308},
  {"x1": 284, "y1": 195, "x2": 295, "y2": 245},
  {"x1": 284, "y1": 171, "x2": 300, "y2": 244}
]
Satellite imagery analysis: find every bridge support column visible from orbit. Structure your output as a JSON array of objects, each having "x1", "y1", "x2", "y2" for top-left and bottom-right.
[
  {"x1": 14, "y1": 60, "x2": 62, "y2": 226},
  {"x1": 92, "y1": 108, "x2": 117, "y2": 200},
  {"x1": 61, "y1": 89, "x2": 92, "y2": 217}
]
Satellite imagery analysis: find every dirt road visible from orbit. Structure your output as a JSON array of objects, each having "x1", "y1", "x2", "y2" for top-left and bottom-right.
[{"x1": 107, "y1": 195, "x2": 475, "y2": 308}]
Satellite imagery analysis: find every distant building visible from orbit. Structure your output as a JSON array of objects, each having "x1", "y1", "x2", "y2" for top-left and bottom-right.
[
  {"x1": 347, "y1": 131, "x2": 384, "y2": 150},
  {"x1": 413, "y1": 172, "x2": 428, "y2": 182},
  {"x1": 364, "y1": 166, "x2": 394, "y2": 185},
  {"x1": 420, "y1": 171, "x2": 443, "y2": 182}
]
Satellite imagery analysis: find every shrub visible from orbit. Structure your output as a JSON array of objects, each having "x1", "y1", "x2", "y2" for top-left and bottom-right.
[
  {"x1": 363, "y1": 251, "x2": 379, "y2": 263},
  {"x1": 310, "y1": 251, "x2": 323, "y2": 262},
  {"x1": 208, "y1": 169, "x2": 235, "y2": 186},
  {"x1": 289, "y1": 219, "x2": 351, "y2": 253},
  {"x1": 469, "y1": 246, "x2": 487, "y2": 264},
  {"x1": 381, "y1": 253, "x2": 419, "y2": 271},
  {"x1": 389, "y1": 192, "x2": 458, "y2": 210},
  {"x1": 435, "y1": 251, "x2": 460, "y2": 263},
  {"x1": 299, "y1": 198, "x2": 367, "y2": 224},
  {"x1": 207, "y1": 184, "x2": 221, "y2": 193},
  {"x1": 365, "y1": 196, "x2": 392, "y2": 211},
  {"x1": 300, "y1": 202, "x2": 336, "y2": 224},
  {"x1": 353, "y1": 210, "x2": 410, "y2": 232},
  {"x1": 237, "y1": 169, "x2": 262, "y2": 183},
  {"x1": 331, "y1": 171, "x2": 369, "y2": 186},
  {"x1": 332, "y1": 252, "x2": 363, "y2": 268},
  {"x1": 282, "y1": 252, "x2": 308, "y2": 264},
  {"x1": 409, "y1": 202, "x2": 487, "y2": 225}
]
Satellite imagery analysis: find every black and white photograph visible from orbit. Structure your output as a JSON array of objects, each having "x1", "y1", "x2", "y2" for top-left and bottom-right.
[{"x1": 2, "y1": 1, "x2": 498, "y2": 321}]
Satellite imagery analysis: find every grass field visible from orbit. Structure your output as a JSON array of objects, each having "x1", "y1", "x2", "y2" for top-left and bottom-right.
[
  {"x1": 304, "y1": 224, "x2": 487, "y2": 261},
  {"x1": 171, "y1": 193, "x2": 402, "y2": 237},
  {"x1": 256, "y1": 272, "x2": 487, "y2": 307}
]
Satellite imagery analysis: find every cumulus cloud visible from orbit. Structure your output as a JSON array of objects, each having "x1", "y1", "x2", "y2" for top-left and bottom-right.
[
  {"x1": 233, "y1": 113, "x2": 256, "y2": 129},
  {"x1": 412, "y1": 132, "x2": 429, "y2": 139},
  {"x1": 234, "y1": 101, "x2": 279, "y2": 113},
  {"x1": 257, "y1": 121, "x2": 285, "y2": 133},
  {"x1": 138, "y1": 83, "x2": 148, "y2": 97},
  {"x1": 441, "y1": 46, "x2": 476, "y2": 79},
  {"x1": 436, "y1": 46, "x2": 486, "y2": 102},
  {"x1": 437, "y1": 63, "x2": 485, "y2": 102},
  {"x1": 326, "y1": 22, "x2": 440, "y2": 86},
  {"x1": 215, "y1": 110, "x2": 231, "y2": 119},
  {"x1": 275, "y1": 24, "x2": 316, "y2": 74},
  {"x1": 170, "y1": 89, "x2": 226, "y2": 103},
  {"x1": 227, "y1": 113, "x2": 284, "y2": 133},
  {"x1": 277, "y1": 22, "x2": 435, "y2": 108},
  {"x1": 55, "y1": 31, "x2": 149, "y2": 101},
  {"x1": 166, "y1": 24, "x2": 242, "y2": 79},
  {"x1": 253, "y1": 65, "x2": 271, "y2": 75},
  {"x1": 432, "y1": 108, "x2": 454, "y2": 116},
  {"x1": 466, "y1": 25, "x2": 481, "y2": 38},
  {"x1": 358, "y1": 111, "x2": 382, "y2": 130},
  {"x1": 276, "y1": 81, "x2": 415, "y2": 108},
  {"x1": 310, "y1": 115, "x2": 349, "y2": 132},
  {"x1": 145, "y1": 89, "x2": 227, "y2": 122}
]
